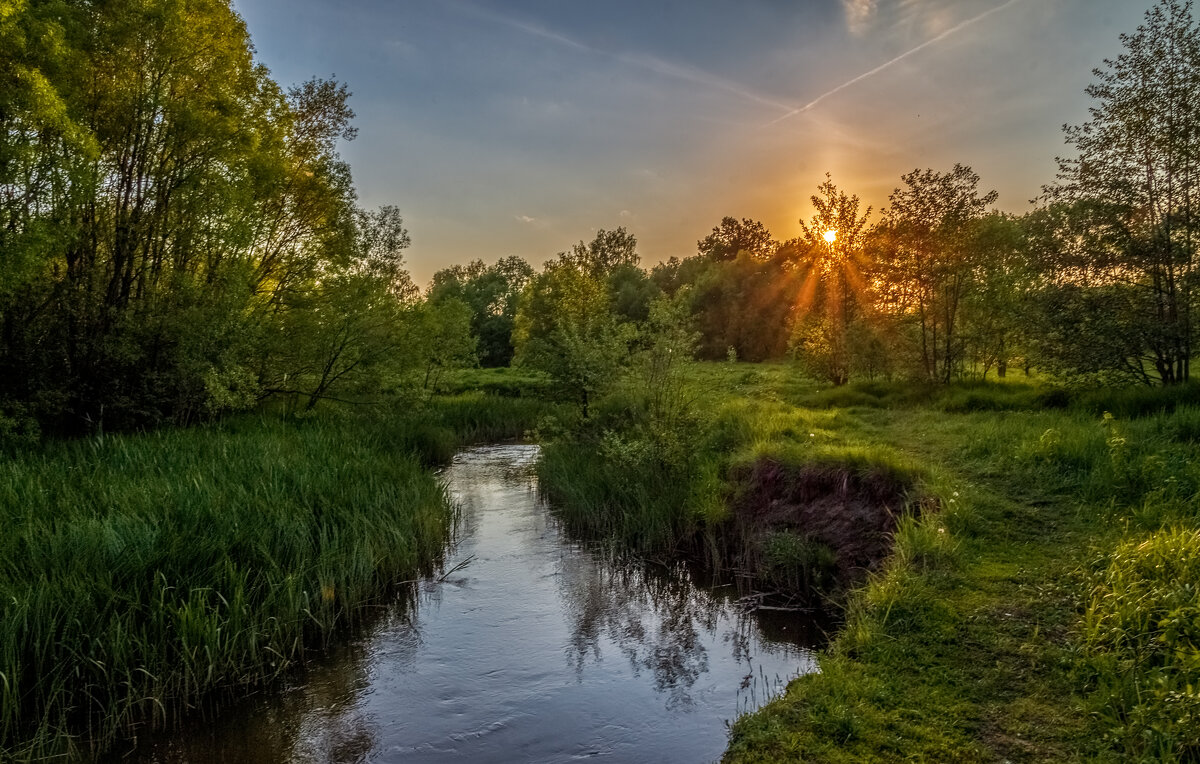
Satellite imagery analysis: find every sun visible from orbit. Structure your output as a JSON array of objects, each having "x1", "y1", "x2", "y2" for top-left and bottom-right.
[{"x1": 823, "y1": 230, "x2": 838, "y2": 243}]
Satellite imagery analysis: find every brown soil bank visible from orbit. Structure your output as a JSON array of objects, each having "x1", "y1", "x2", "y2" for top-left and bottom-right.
[{"x1": 730, "y1": 457, "x2": 931, "y2": 590}]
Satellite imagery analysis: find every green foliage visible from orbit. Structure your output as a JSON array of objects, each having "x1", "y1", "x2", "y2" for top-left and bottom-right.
[
  {"x1": 513, "y1": 234, "x2": 645, "y2": 417},
  {"x1": 870, "y1": 165, "x2": 1000, "y2": 384},
  {"x1": 0, "y1": 415, "x2": 451, "y2": 758},
  {"x1": 428, "y1": 256, "x2": 534, "y2": 367},
  {"x1": 407, "y1": 297, "x2": 478, "y2": 393},
  {"x1": 433, "y1": 366, "x2": 553, "y2": 398},
  {"x1": 759, "y1": 532, "x2": 838, "y2": 593},
  {"x1": 1039, "y1": 0, "x2": 1200, "y2": 385},
  {"x1": 681, "y1": 250, "x2": 800, "y2": 361},
  {"x1": 697, "y1": 217, "x2": 777, "y2": 262},
  {"x1": 0, "y1": 0, "x2": 437, "y2": 432},
  {"x1": 0, "y1": 390, "x2": 550, "y2": 758},
  {"x1": 789, "y1": 175, "x2": 875, "y2": 385},
  {"x1": 1086, "y1": 528, "x2": 1200, "y2": 759},
  {"x1": 558, "y1": 226, "x2": 640, "y2": 277}
]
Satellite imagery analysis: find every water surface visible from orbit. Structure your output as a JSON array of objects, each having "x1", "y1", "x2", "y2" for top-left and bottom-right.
[{"x1": 115, "y1": 445, "x2": 819, "y2": 763}]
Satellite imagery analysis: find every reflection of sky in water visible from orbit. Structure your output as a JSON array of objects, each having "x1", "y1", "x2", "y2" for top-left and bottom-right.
[{"x1": 111, "y1": 445, "x2": 817, "y2": 764}]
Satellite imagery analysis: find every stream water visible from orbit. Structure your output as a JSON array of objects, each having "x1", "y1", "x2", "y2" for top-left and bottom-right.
[{"x1": 112, "y1": 444, "x2": 820, "y2": 763}]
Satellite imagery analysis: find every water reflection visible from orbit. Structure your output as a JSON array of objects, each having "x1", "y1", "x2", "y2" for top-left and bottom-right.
[{"x1": 110, "y1": 445, "x2": 819, "y2": 764}]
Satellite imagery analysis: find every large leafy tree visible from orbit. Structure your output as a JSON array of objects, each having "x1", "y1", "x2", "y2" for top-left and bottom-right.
[
  {"x1": 513, "y1": 230, "x2": 644, "y2": 416},
  {"x1": 1042, "y1": 0, "x2": 1200, "y2": 384},
  {"x1": 0, "y1": 0, "x2": 421, "y2": 431},
  {"x1": 872, "y1": 165, "x2": 998, "y2": 383}
]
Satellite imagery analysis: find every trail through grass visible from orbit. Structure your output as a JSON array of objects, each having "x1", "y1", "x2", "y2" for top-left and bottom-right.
[{"x1": 725, "y1": 378, "x2": 1200, "y2": 762}]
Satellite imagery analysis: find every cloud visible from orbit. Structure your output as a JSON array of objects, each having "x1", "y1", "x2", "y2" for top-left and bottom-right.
[
  {"x1": 452, "y1": 0, "x2": 796, "y2": 116},
  {"x1": 767, "y1": 0, "x2": 1028, "y2": 126},
  {"x1": 515, "y1": 215, "x2": 537, "y2": 224},
  {"x1": 617, "y1": 52, "x2": 796, "y2": 113},
  {"x1": 842, "y1": 0, "x2": 878, "y2": 35}
]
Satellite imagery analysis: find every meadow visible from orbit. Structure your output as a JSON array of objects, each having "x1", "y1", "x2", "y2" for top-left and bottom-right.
[
  {"x1": 534, "y1": 362, "x2": 1200, "y2": 762},
  {"x1": 0, "y1": 394, "x2": 546, "y2": 760}
]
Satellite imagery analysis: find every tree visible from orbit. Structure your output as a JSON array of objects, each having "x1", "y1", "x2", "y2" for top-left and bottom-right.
[
  {"x1": 410, "y1": 297, "x2": 476, "y2": 392},
  {"x1": 262, "y1": 207, "x2": 420, "y2": 411},
  {"x1": 429, "y1": 256, "x2": 533, "y2": 366},
  {"x1": 513, "y1": 260, "x2": 626, "y2": 418},
  {"x1": 633, "y1": 289, "x2": 700, "y2": 427},
  {"x1": 1042, "y1": 0, "x2": 1200, "y2": 384},
  {"x1": 559, "y1": 227, "x2": 639, "y2": 277},
  {"x1": 789, "y1": 175, "x2": 874, "y2": 385},
  {"x1": 683, "y1": 253, "x2": 799, "y2": 361},
  {"x1": 872, "y1": 165, "x2": 998, "y2": 383},
  {"x1": 0, "y1": 0, "x2": 416, "y2": 430},
  {"x1": 959, "y1": 214, "x2": 1033, "y2": 379},
  {"x1": 697, "y1": 217, "x2": 777, "y2": 261}
]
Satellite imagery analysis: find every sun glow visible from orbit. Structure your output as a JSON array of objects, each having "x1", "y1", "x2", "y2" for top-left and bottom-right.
[{"x1": 823, "y1": 230, "x2": 838, "y2": 243}]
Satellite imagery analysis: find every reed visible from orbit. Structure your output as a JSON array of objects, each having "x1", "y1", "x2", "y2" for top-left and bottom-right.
[{"x1": 0, "y1": 394, "x2": 550, "y2": 760}]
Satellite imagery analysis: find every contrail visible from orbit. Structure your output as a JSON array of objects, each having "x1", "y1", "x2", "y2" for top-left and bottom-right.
[{"x1": 765, "y1": 0, "x2": 1027, "y2": 127}]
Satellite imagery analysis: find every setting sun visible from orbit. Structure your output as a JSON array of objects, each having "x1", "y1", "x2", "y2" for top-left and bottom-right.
[{"x1": 823, "y1": 230, "x2": 838, "y2": 243}]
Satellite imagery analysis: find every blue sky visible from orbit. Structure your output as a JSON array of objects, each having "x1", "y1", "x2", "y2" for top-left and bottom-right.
[{"x1": 233, "y1": 0, "x2": 1147, "y2": 284}]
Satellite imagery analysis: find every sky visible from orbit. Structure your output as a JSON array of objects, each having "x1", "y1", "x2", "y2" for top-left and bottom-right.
[{"x1": 231, "y1": 0, "x2": 1148, "y2": 285}]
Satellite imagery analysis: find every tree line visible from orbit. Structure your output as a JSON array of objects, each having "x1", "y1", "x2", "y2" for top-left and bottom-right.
[
  {"x1": 0, "y1": 0, "x2": 477, "y2": 437},
  {"x1": 1, "y1": 0, "x2": 1196, "y2": 437},
  {"x1": 493, "y1": 0, "x2": 1200, "y2": 404}
]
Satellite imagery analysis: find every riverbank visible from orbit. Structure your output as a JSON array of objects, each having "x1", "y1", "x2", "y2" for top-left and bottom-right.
[
  {"x1": 535, "y1": 362, "x2": 1200, "y2": 762},
  {"x1": 0, "y1": 394, "x2": 546, "y2": 760},
  {"x1": 111, "y1": 444, "x2": 818, "y2": 764}
]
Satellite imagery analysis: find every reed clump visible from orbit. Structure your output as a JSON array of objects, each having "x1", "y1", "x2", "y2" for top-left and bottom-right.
[{"x1": 0, "y1": 395, "x2": 549, "y2": 760}]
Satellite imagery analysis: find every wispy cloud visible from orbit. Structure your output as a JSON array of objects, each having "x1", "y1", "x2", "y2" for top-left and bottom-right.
[
  {"x1": 842, "y1": 0, "x2": 879, "y2": 36},
  {"x1": 616, "y1": 52, "x2": 797, "y2": 112},
  {"x1": 515, "y1": 214, "x2": 537, "y2": 224},
  {"x1": 452, "y1": 0, "x2": 796, "y2": 115},
  {"x1": 766, "y1": 0, "x2": 1027, "y2": 127}
]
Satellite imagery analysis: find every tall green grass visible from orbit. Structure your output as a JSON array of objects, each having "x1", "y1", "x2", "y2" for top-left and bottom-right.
[
  {"x1": 1086, "y1": 528, "x2": 1200, "y2": 759},
  {"x1": 537, "y1": 426, "x2": 721, "y2": 555},
  {"x1": 0, "y1": 394, "x2": 550, "y2": 760}
]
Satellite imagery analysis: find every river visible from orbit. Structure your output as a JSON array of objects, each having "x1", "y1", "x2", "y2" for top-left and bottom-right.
[{"x1": 112, "y1": 444, "x2": 819, "y2": 763}]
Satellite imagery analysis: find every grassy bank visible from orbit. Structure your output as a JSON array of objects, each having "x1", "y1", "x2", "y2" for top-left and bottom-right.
[
  {"x1": 536, "y1": 362, "x2": 1200, "y2": 761},
  {"x1": 723, "y1": 379, "x2": 1200, "y2": 762},
  {"x1": 0, "y1": 394, "x2": 546, "y2": 760}
]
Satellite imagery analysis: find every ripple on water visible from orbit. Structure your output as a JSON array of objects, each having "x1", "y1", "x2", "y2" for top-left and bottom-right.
[{"x1": 107, "y1": 444, "x2": 821, "y2": 764}]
